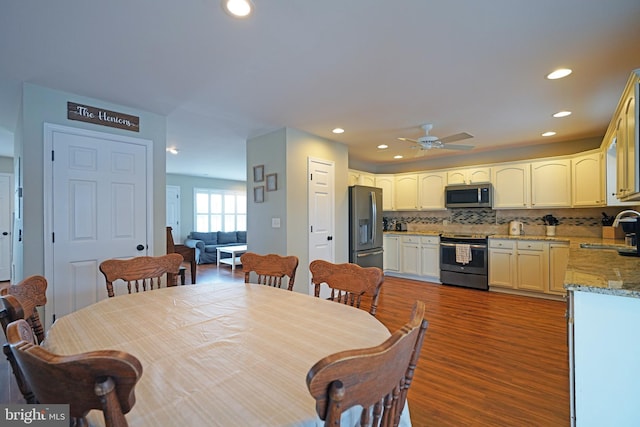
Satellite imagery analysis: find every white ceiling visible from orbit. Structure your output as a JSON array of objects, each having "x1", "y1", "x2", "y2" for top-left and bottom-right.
[{"x1": 1, "y1": 1, "x2": 639, "y2": 182}]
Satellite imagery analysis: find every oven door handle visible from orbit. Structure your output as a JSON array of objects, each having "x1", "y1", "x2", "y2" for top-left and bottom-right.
[{"x1": 440, "y1": 242, "x2": 487, "y2": 249}]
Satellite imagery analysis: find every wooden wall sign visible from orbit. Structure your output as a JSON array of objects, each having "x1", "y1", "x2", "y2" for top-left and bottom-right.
[{"x1": 67, "y1": 102, "x2": 140, "y2": 132}]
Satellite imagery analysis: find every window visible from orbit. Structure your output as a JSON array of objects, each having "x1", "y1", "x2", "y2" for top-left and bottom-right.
[{"x1": 194, "y1": 188, "x2": 246, "y2": 232}]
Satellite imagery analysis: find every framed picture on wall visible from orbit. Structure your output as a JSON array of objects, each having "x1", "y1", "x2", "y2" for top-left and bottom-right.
[
  {"x1": 266, "y1": 173, "x2": 277, "y2": 191},
  {"x1": 254, "y1": 186, "x2": 264, "y2": 203},
  {"x1": 253, "y1": 165, "x2": 264, "y2": 182}
]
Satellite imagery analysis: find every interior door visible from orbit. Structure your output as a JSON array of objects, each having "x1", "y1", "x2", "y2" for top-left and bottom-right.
[
  {"x1": 44, "y1": 124, "x2": 151, "y2": 329},
  {"x1": 308, "y1": 157, "x2": 335, "y2": 296},
  {"x1": 0, "y1": 173, "x2": 12, "y2": 281},
  {"x1": 166, "y1": 185, "x2": 181, "y2": 243}
]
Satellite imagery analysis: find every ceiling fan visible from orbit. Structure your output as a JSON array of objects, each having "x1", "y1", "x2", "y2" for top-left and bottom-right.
[{"x1": 398, "y1": 124, "x2": 474, "y2": 151}]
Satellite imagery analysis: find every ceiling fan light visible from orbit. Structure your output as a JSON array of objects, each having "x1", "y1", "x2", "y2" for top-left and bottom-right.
[
  {"x1": 553, "y1": 110, "x2": 572, "y2": 118},
  {"x1": 546, "y1": 68, "x2": 572, "y2": 80},
  {"x1": 222, "y1": 0, "x2": 253, "y2": 18},
  {"x1": 542, "y1": 131, "x2": 556, "y2": 137},
  {"x1": 332, "y1": 128, "x2": 344, "y2": 134}
]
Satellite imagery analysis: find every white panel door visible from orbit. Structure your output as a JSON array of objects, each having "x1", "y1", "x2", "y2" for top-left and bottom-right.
[
  {"x1": 0, "y1": 173, "x2": 12, "y2": 281},
  {"x1": 45, "y1": 124, "x2": 150, "y2": 328},
  {"x1": 166, "y1": 185, "x2": 181, "y2": 242},
  {"x1": 308, "y1": 157, "x2": 335, "y2": 296}
]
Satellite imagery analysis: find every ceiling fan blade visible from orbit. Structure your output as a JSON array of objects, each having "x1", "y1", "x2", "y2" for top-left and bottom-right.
[
  {"x1": 441, "y1": 143, "x2": 475, "y2": 150},
  {"x1": 398, "y1": 137, "x2": 419, "y2": 143},
  {"x1": 439, "y1": 132, "x2": 474, "y2": 144}
]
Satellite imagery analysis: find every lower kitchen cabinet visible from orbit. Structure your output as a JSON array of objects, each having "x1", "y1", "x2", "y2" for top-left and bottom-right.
[
  {"x1": 489, "y1": 238, "x2": 563, "y2": 298},
  {"x1": 383, "y1": 234, "x2": 400, "y2": 272},
  {"x1": 488, "y1": 239, "x2": 516, "y2": 288},
  {"x1": 401, "y1": 235, "x2": 420, "y2": 275},
  {"x1": 383, "y1": 233, "x2": 440, "y2": 282},
  {"x1": 516, "y1": 240, "x2": 548, "y2": 292},
  {"x1": 549, "y1": 242, "x2": 570, "y2": 295},
  {"x1": 420, "y1": 236, "x2": 440, "y2": 278}
]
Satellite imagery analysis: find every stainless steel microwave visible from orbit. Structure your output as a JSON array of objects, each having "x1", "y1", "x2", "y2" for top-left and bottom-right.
[{"x1": 445, "y1": 184, "x2": 493, "y2": 208}]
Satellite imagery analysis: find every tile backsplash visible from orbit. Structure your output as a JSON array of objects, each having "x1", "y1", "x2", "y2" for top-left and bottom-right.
[{"x1": 384, "y1": 207, "x2": 638, "y2": 238}]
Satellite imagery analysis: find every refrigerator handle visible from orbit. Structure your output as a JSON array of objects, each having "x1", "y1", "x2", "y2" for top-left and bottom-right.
[{"x1": 370, "y1": 191, "x2": 377, "y2": 243}]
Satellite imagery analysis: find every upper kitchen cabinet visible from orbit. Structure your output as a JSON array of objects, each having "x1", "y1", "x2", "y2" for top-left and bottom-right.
[
  {"x1": 376, "y1": 175, "x2": 395, "y2": 211},
  {"x1": 395, "y1": 173, "x2": 419, "y2": 210},
  {"x1": 612, "y1": 70, "x2": 640, "y2": 201},
  {"x1": 572, "y1": 151, "x2": 605, "y2": 207},
  {"x1": 348, "y1": 169, "x2": 376, "y2": 187},
  {"x1": 491, "y1": 163, "x2": 531, "y2": 209},
  {"x1": 531, "y1": 159, "x2": 571, "y2": 208},
  {"x1": 447, "y1": 167, "x2": 491, "y2": 185},
  {"x1": 418, "y1": 171, "x2": 447, "y2": 210}
]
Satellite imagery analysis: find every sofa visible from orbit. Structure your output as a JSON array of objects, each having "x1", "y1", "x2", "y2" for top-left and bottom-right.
[{"x1": 184, "y1": 231, "x2": 247, "y2": 264}]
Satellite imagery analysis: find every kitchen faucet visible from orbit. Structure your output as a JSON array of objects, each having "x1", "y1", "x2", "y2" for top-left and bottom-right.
[{"x1": 612, "y1": 210, "x2": 640, "y2": 227}]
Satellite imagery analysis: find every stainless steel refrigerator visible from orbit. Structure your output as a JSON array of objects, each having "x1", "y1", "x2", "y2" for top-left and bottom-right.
[{"x1": 349, "y1": 185, "x2": 383, "y2": 269}]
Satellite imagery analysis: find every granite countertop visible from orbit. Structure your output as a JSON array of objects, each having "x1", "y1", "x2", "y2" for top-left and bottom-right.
[{"x1": 563, "y1": 239, "x2": 640, "y2": 298}]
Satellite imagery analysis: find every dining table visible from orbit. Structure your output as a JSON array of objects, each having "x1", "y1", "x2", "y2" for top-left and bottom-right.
[{"x1": 42, "y1": 282, "x2": 412, "y2": 426}]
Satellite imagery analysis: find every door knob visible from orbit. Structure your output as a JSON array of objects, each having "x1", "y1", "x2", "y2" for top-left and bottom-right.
[
  {"x1": 1, "y1": 232, "x2": 8, "y2": 236},
  {"x1": 327, "y1": 236, "x2": 333, "y2": 241},
  {"x1": 136, "y1": 244, "x2": 145, "y2": 251}
]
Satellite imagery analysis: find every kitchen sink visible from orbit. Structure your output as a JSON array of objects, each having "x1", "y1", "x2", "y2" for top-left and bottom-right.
[{"x1": 579, "y1": 243, "x2": 628, "y2": 250}]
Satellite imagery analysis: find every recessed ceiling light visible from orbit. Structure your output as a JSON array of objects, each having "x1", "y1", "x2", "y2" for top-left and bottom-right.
[
  {"x1": 553, "y1": 111, "x2": 572, "y2": 118},
  {"x1": 332, "y1": 128, "x2": 344, "y2": 134},
  {"x1": 377, "y1": 144, "x2": 388, "y2": 149},
  {"x1": 222, "y1": 0, "x2": 253, "y2": 18},
  {"x1": 542, "y1": 131, "x2": 557, "y2": 137},
  {"x1": 546, "y1": 68, "x2": 572, "y2": 80},
  {"x1": 166, "y1": 147, "x2": 179, "y2": 155},
  {"x1": 394, "y1": 155, "x2": 403, "y2": 159}
]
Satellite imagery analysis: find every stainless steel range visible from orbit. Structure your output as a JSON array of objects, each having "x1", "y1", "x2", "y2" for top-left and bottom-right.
[{"x1": 439, "y1": 233, "x2": 488, "y2": 290}]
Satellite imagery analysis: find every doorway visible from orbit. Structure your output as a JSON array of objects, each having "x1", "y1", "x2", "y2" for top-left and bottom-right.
[
  {"x1": 0, "y1": 173, "x2": 12, "y2": 281},
  {"x1": 43, "y1": 124, "x2": 153, "y2": 329},
  {"x1": 308, "y1": 157, "x2": 335, "y2": 296}
]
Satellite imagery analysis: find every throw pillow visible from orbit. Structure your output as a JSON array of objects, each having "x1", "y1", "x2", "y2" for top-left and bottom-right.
[
  {"x1": 218, "y1": 231, "x2": 238, "y2": 244},
  {"x1": 190, "y1": 232, "x2": 217, "y2": 245}
]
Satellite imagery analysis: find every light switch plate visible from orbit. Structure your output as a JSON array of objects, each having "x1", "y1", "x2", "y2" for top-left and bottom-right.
[{"x1": 272, "y1": 218, "x2": 281, "y2": 228}]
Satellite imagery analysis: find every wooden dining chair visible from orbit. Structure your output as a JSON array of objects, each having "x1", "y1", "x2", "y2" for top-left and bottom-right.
[
  {"x1": 100, "y1": 253, "x2": 184, "y2": 298},
  {"x1": 309, "y1": 260, "x2": 384, "y2": 316},
  {"x1": 306, "y1": 300, "x2": 428, "y2": 427},
  {"x1": 1, "y1": 275, "x2": 48, "y2": 343},
  {"x1": 0, "y1": 294, "x2": 37, "y2": 403},
  {"x1": 7, "y1": 318, "x2": 143, "y2": 427},
  {"x1": 240, "y1": 252, "x2": 299, "y2": 291}
]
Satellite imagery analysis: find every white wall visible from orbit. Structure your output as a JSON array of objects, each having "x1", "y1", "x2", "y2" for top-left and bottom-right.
[
  {"x1": 16, "y1": 83, "x2": 167, "y2": 281},
  {"x1": 246, "y1": 127, "x2": 349, "y2": 293}
]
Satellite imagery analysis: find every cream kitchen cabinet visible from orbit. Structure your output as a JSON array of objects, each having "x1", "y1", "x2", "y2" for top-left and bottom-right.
[
  {"x1": 488, "y1": 239, "x2": 516, "y2": 288},
  {"x1": 420, "y1": 235, "x2": 440, "y2": 279},
  {"x1": 376, "y1": 175, "x2": 395, "y2": 210},
  {"x1": 548, "y1": 241, "x2": 569, "y2": 295},
  {"x1": 348, "y1": 169, "x2": 376, "y2": 187},
  {"x1": 531, "y1": 159, "x2": 571, "y2": 208},
  {"x1": 395, "y1": 174, "x2": 419, "y2": 210},
  {"x1": 418, "y1": 171, "x2": 447, "y2": 210},
  {"x1": 572, "y1": 152, "x2": 604, "y2": 207},
  {"x1": 516, "y1": 240, "x2": 548, "y2": 292},
  {"x1": 447, "y1": 167, "x2": 491, "y2": 185},
  {"x1": 491, "y1": 163, "x2": 531, "y2": 208},
  {"x1": 613, "y1": 70, "x2": 640, "y2": 201},
  {"x1": 489, "y1": 238, "x2": 557, "y2": 296},
  {"x1": 400, "y1": 235, "x2": 420, "y2": 275},
  {"x1": 383, "y1": 234, "x2": 400, "y2": 272}
]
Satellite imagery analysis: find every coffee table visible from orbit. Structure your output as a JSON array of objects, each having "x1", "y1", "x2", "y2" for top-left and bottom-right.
[{"x1": 216, "y1": 244, "x2": 247, "y2": 270}]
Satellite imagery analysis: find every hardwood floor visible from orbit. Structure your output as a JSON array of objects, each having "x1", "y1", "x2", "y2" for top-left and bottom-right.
[{"x1": 1, "y1": 265, "x2": 570, "y2": 426}]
